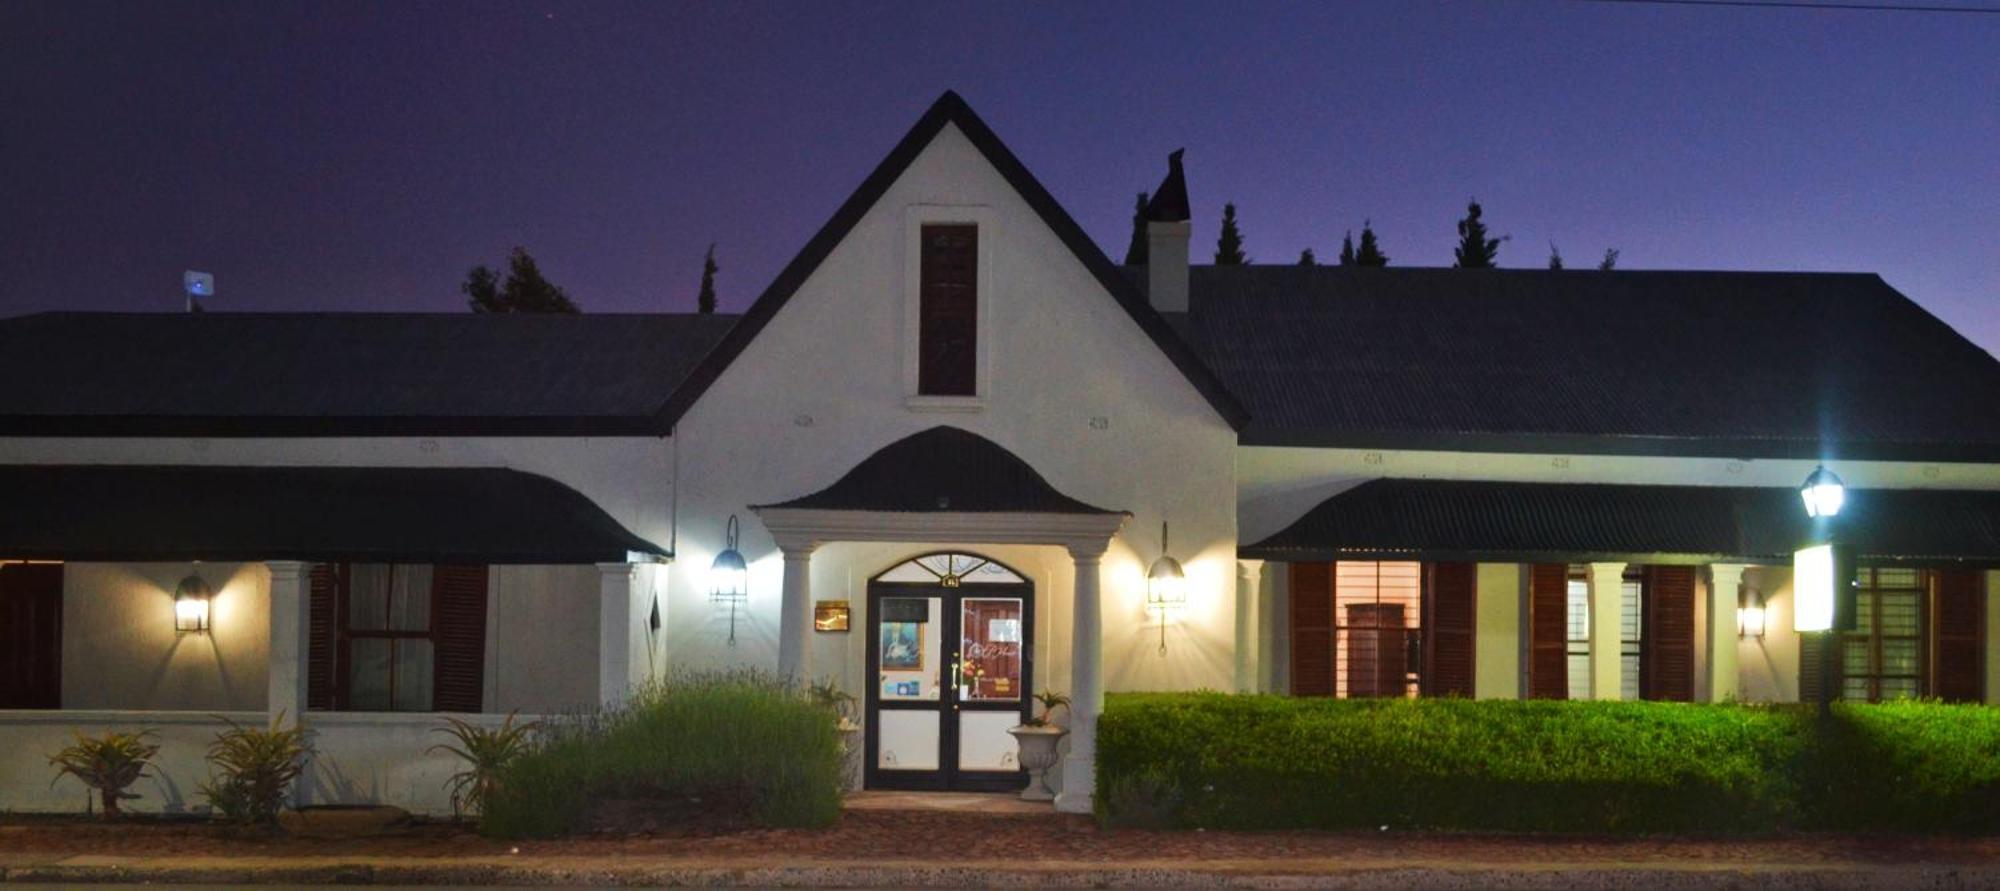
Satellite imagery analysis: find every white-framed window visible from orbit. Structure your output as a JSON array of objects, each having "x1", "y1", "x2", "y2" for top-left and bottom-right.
[{"x1": 902, "y1": 205, "x2": 994, "y2": 410}]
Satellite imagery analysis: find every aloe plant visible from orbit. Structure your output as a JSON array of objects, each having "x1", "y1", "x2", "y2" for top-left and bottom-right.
[
  {"x1": 199, "y1": 713, "x2": 311, "y2": 824},
  {"x1": 1024, "y1": 690, "x2": 1072, "y2": 728},
  {"x1": 48, "y1": 730, "x2": 160, "y2": 819},
  {"x1": 429, "y1": 711, "x2": 538, "y2": 818}
]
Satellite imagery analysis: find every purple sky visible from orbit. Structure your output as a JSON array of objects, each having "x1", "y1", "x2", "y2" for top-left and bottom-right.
[{"x1": 4, "y1": 1, "x2": 1995, "y2": 355}]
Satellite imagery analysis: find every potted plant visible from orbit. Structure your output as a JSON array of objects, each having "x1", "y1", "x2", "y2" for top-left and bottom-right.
[{"x1": 1007, "y1": 690, "x2": 1071, "y2": 801}]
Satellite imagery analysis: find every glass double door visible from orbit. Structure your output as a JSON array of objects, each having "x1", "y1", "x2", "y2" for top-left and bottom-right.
[{"x1": 865, "y1": 581, "x2": 1032, "y2": 792}]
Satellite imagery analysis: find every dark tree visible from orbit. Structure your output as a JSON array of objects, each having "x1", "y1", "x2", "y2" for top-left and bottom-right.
[
  {"x1": 1354, "y1": 221, "x2": 1389, "y2": 267},
  {"x1": 1548, "y1": 242, "x2": 1564, "y2": 270},
  {"x1": 463, "y1": 247, "x2": 580, "y2": 313},
  {"x1": 1452, "y1": 201, "x2": 1504, "y2": 269},
  {"x1": 1598, "y1": 248, "x2": 1620, "y2": 271},
  {"x1": 1338, "y1": 232, "x2": 1356, "y2": 266},
  {"x1": 1298, "y1": 247, "x2": 1317, "y2": 266},
  {"x1": 697, "y1": 243, "x2": 719, "y2": 314},
  {"x1": 1123, "y1": 191, "x2": 1150, "y2": 266},
  {"x1": 1214, "y1": 203, "x2": 1247, "y2": 265}
]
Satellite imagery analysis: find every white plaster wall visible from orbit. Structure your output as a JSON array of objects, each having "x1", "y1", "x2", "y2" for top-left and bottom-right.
[
  {"x1": 63, "y1": 562, "x2": 269, "y2": 711},
  {"x1": 1737, "y1": 566, "x2": 1799, "y2": 702},
  {"x1": 1240, "y1": 446, "x2": 2000, "y2": 545},
  {"x1": 1474, "y1": 563, "x2": 1523, "y2": 699},
  {"x1": 0, "y1": 710, "x2": 524, "y2": 815},
  {"x1": 661, "y1": 122, "x2": 1240, "y2": 696},
  {"x1": 486, "y1": 564, "x2": 607, "y2": 714}
]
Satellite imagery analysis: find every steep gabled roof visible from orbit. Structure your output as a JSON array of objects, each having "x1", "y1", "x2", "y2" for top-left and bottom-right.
[
  {"x1": 653, "y1": 91, "x2": 1248, "y2": 433},
  {"x1": 0, "y1": 311, "x2": 739, "y2": 436},
  {"x1": 1168, "y1": 266, "x2": 2000, "y2": 461}
]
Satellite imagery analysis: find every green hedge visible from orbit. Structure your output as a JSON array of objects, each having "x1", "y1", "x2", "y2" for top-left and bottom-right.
[
  {"x1": 481, "y1": 673, "x2": 844, "y2": 838},
  {"x1": 1097, "y1": 694, "x2": 2000, "y2": 833}
]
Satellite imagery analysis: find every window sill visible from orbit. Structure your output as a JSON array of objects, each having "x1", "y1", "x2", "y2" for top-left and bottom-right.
[{"x1": 905, "y1": 395, "x2": 985, "y2": 413}]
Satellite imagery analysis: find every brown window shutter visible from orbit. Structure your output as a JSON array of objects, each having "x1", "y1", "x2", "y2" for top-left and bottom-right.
[
  {"x1": 1527, "y1": 563, "x2": 1568, "y2": 699},
  {"x1": 1288, "y1": 562, "x2": 1335, "y2": 697},
  {"x1": 1799, "y1": 632, "x2": 1841, "y2": 703},
  {"x1": 917, "y1": 224, "x2": 978, "y2": 396},
  {"x1": 306, "y1": 563, "x2": 338, "y2": 710},
  {"x1": 1933, "y1": 569, "x2": 1985, "y2": 703},
  {"x1": 431, "y1": 565, "x2": 489, "y2": 713},
  {"x1": 1423, "y1": 562, "x2": 1477, "y2": 697},
  {"x1": 1642, "y1": 565, "x2": 1697, "y2": 701}
]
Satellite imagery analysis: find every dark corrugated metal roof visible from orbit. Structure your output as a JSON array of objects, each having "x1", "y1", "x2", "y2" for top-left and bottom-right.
[
  {"x1": 0, "y1": 312, "x2": 739, "y2": 435},
  {"x1": 1166, "y1": 266, "x2": 2000, "y2": 460},
  {"x1": 1243, "y1": 478, "x2": 2000, "y2": 565},
  {"x1": 0, "y1": 465, "x2": 666, "y2": 563},
  {"x1": 756, "y1": 426, "x2": 1121, "y2": 514}
]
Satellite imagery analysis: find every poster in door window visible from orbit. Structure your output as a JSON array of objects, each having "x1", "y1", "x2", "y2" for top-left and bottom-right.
[{"x1": 881, "y1": 622, "x2": 925, "y2": 671}]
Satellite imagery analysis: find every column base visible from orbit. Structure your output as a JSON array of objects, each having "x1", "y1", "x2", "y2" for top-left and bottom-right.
[{"x1": 1054, "y1": 753, "x2": 1094, "y2": 814}]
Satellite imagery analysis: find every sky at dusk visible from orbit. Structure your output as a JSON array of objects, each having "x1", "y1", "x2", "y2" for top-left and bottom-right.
[{"x1": 3, "y1": 1, "x2": 1995, "y2": 356}]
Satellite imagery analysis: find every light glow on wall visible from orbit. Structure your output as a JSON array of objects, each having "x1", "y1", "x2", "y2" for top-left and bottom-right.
[{"x1": 1793, "y1": 545, "x2": 1834, "y2": 633}]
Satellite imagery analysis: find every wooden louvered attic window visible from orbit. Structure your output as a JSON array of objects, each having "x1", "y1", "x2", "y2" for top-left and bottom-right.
[
  {"x1": 918, "y1": 224, "x2": 978, "y2": 396},
  {"x1": 310, "y1": 563, "x2": 487, "y2": 713}
]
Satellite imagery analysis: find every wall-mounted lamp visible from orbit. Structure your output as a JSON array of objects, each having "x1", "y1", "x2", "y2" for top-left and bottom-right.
[
  {"x1": 174, "y1": 574, "x2": 212, "y2": 633},
  {"x1": 1146, "y1": 521, "x2": 1187, "y2": 656},
  {"x1": 1737, "y1": 586, "x2": 1766, "y2": 639},
  {"x1": 709, "y1": 514, "x2": 749, "y2": 646}
]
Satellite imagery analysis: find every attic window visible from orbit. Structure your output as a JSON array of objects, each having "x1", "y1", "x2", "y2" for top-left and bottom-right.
[{"x1": 917, "y1": 224, "x2": 978, "y2": 396}]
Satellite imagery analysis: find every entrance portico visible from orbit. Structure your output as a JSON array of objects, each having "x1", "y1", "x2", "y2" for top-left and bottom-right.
[{"x1": 751, "y1": 426, "x2": 1129, "y2": 813}]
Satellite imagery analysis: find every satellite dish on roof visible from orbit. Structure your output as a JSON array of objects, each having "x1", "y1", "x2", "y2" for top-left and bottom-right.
[{"x1": 183, "y1": 270, "x2": 213, "y2": 313}]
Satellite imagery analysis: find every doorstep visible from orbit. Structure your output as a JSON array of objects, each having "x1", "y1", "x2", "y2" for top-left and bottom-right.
[{"x1": 842, "y1": 790, "x2": 1053, "y2": 816}]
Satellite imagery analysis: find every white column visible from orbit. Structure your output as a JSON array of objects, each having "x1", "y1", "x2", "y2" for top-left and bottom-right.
[
  {"x1": 265, "y1": 561, "x2": 311, "y2": 720},
  {"x1": 775, "y1": 541, "x2": 817, "y2": 683},
  {"x1": 1985, "y1": 570, "x2": 2000, "y2": 706},
  {"x1": 597, "y1": 562, "x2": 637, "y2": 707},
  {"x1": 1056, "y1": 541, "x2": 1109, "y2": 815},
  {"x1": 1234, "y1": 560, "x2": 1264, "y2": 693},
  {"x1": 1707, "y1": 564, "x2": 1748, "y2": 702},
  {"x1": 1473, "y1": 563, "x2": 1522, "y2": 699},
  {"x1": 264, "y1": 561, "x2": 312, "y2": 806},
  {"x1": 1586, "y1": 562, "x2": 1627, "y2": 700}
]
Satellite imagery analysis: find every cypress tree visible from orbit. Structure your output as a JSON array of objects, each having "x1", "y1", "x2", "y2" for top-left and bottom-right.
[
  {"x1": 1123, "y1": 192, "x2": 1150, "y2": 266},
  {"x1": 697, "y1": 243, "x2": 719, "y2": 314},
  {"x1": 1598, "y1": 248, "x2": 1620, "y2": 271},
  {"x1": 1548, "y1": 242, "x2": 1564, "y2": 270},
  {"x1": 1452, "y1": 201, "x2": 1503, "y2": 269},
  {"x1": 1214, "y1": 203, "x2": 1247, "y2": 265},
  {"x1": 1354, "y1": 222, "x2": 1389, "y2": 267},
  {"x1": 1338, "y1": 232, "x2": 1356, "y2": 266}
]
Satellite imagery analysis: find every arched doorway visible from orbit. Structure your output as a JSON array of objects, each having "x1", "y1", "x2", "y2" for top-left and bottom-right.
[{"x1": 864, "y1": 552, "x2": 1032, "y2": 792}]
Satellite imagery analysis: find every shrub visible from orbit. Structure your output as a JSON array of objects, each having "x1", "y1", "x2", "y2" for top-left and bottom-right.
[
  {"x1": 430, "y1": 711, "x2": 539, "y2": 818},
  {"x1": 481, "y1": 671, "x2": 844, "y2": 838},
  {"x1": 1096, "y1": 694, "x2": 2000, "y2": 834},
  {"x1": 48, "y1": 730, "x2": 160, "y2": 819},
  {"x1": 200, "y1": 713, "x2": 312, "y2": 824}
]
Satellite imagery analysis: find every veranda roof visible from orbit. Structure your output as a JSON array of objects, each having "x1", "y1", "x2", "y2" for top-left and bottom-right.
[
  {"x1": 0, "y1": 465, "x2": 666, "y2": 564},
  {"x1": 1243, "y1": 478, "x2": 2000, "y2": 566}
]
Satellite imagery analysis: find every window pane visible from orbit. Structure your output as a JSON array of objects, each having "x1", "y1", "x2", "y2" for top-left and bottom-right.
[
  {"x1": 389, "y1": 565, "x2": 432, "y2": 631},
  {"x1": 1880, "y1": 639, "x2": 1919, "y2": 675},
  {"x1": 1333, "y1": 562, "x2": 1419, "y2": 699},
  {"x1": 959, "y1": 597, "x2": 1022, "y2": 702},
  {"x1": 1874, "y1": 568, "x2": 1920, "y2": 589},
  {"x1": 394, "y1": 640, "x2": 435, "y2": 711},
  {"x1": 348, "y1": 638, "x2": 392, "y2": 710},
  {"x1": 347, "y1": 564, "x2": 391, "y2": 631},
  {"x1": 1879, "y1": 592, "x2": 1919, "y2": 636},
  {"x1": 1879, "y1": 678, "x2": 1920, "y2": 700}
]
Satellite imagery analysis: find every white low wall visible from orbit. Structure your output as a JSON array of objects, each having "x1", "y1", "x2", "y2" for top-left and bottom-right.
[{"x1": 0, "y1": 710, "x2": 531, "y2": 817}]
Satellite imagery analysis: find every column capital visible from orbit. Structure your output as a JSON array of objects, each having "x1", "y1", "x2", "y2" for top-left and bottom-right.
[
  {"x1": 1065, "y1": 538, "x2": 1111, "y2": 561},
  {"x1": 1586, "y1": 561, "x2": 1628, "y2": 578},
  {"x1": 773, "y1": 535, "x2": 821, "y2": 556},
  {"x1": 1708, "y1": 563, "x2": 1751, "y2": 583},
  {"x1": 265, "y1": 560, "x2": 311, "y2": 580},
  {"x1": 1236, "y1": 558, "x2": 1266, "y2": 575}
]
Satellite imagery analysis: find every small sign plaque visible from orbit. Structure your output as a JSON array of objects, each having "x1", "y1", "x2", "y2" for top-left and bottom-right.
[{"x1": 814, "y1": 599, "x2": 850, "y2": 632}]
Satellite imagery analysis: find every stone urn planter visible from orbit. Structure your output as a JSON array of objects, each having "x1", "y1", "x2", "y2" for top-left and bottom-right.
[{"x1": 1007, "y1": 724, "x2": 1068, "y2": 801}]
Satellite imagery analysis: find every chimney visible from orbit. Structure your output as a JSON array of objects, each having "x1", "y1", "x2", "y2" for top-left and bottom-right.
[{"x1": 1144, "y1": 150, "x2": 1191, "y2": 313}]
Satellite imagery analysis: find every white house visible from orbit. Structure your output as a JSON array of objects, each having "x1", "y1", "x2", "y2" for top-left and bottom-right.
[{"x1": 2, "y1": 92, "x2": 1997, "y2": 816}]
